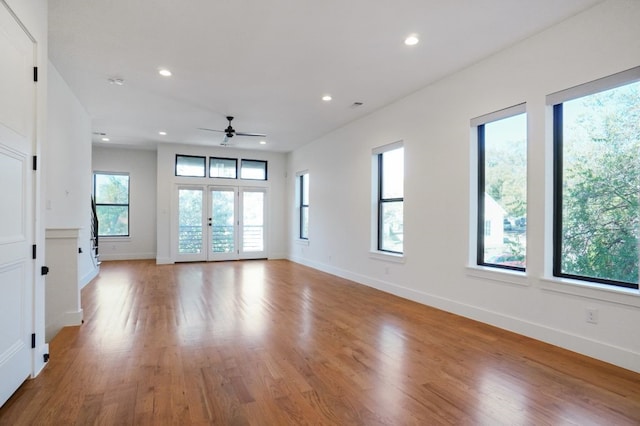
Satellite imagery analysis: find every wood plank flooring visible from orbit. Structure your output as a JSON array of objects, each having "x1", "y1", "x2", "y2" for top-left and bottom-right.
[{"x1": 1, "y1": 259, "x2": 639, "y2": 425}]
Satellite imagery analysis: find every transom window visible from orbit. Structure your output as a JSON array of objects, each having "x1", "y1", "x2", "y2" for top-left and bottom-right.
[{"x1": 175, "y1": 155, "x2": 206, "y2": 177}]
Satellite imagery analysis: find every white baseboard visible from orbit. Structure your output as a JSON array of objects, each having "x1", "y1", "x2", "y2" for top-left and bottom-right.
[
  {"x1": 287, "y1": 255, "x2": 640, "y2": 374},
  {"x1": 80, "y1": 267, "x2": 99, "y2": 289},
  {"x1": 45, "y1": 309, "x2": 83, "y2": 342},
  {"x1": 99, "y1": 252, "x2": 156, "y2": 261},
  {"x1": 156, "y1": 257, "x2": 174, "y2": 265}
]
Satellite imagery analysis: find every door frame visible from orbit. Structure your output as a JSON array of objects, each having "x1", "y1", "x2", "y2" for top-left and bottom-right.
[{"x1": 173, "y1": 184, "x2": 268, "y2": 262}]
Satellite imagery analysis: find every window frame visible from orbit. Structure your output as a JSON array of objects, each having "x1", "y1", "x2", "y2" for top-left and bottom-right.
[
  {"x1": 209, "y1": 156, "x2": 238, "y2": 179},
  {"x1": 240, "y1": 159, "x2": 268, "y2": 181},
  {"x1": 175, "y1": 154, "x2": 206, "y2": 177},
  {"x1": 548, "y1": 66, "x2": 640, "y2": 290},
  {"x1": 373, "y1": 141, "x2": 404, "y2": 255},
  {"x1": 298, "y1": 172, "x2": 309, "y2": 240},
  {"x1": 472, "y1": 103, "x2": 527, "y2": 272},
  {"x1": 93, "y1": 171, "x2": 130, "y2": 238}
]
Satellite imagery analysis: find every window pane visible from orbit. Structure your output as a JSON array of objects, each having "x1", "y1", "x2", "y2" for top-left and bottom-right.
[
  {"x1": 381, "y1": 148, "x2": 404, "y2": 199},
  {"x1": 176, "y1": 155, "x2": 206, "y2": 177},
  {"x1": 301, "y1": 173, "x2": 309, "y2": 205},
  {"x1": 301, "y1": 206, "x2": 309, "y2": 239},
  {"x1": 240, "y1": 160, "x2": 267, "y2": 180},
  {"x1": 211, "y1": 190, "x2": 235, "y2": 253},
  {"x1": 559, "y1": 81, "x2": 639, "y2": 285},
  {"x1": 480, "y1": 113, "x2": 527, "y2": 269},
  {"x1": 380, "y1": 201, "x2": 403, "y2": 253},
  {"x1": 209, "y1": 157, "x2": 237, "y2": 178},
  {"x1": 94, "y1": 174, "x2": 129, "y2": 204},
  {"x1": 178, "y1": 189, "x2": 203, "y2": 254},
  {"x1": 96, "y1": 205, "x2": 128, "y2": 236}
]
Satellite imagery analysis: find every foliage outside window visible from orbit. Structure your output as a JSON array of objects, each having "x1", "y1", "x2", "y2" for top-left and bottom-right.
[
  {"x1": 94, "y1": 172, "x2": 130, "y2": 237},
  {"x1": 476, "y1": 106, "x2": 527, "y2": 270},
  {"x1": 375, "y1": 144, "x2": 404, "y2": 254},
  {"x1": 299, "y1": 173, "x2": 309, "y2": 239},
  {"x1": 178, "y1": 188, "x2": 203, "y2": 254},
  {"x1": 240, "y1": 159, "x2": 268, "y2": 180},
  {"x1": 552, "y1": 71, "x2": 639, "y2": 289},
  {"x1": 210, "y1": 157, "x2": 237, "y2": 178},
  {"x1": 176, "y1": 155, "x2": 206, "y2": 177}
]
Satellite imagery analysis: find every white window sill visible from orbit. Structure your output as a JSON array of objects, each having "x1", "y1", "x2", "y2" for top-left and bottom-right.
[
  {"x1": 369, "y1": 251, "x2": 405, "y2": 264},
  {"x1": 295, "y1": 239, "x2": 310, "y2": 246},
  {"x1": 466, "y1": 265, "x2": 529, "y2": 287},
  {"x1": 540, "y1": 276, "x2": 640, "y2": 307},
  {"x1": 99, "y1": 236, "x2": 132, "y2": 242}
]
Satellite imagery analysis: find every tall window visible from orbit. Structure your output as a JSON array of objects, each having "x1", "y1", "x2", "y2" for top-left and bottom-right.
[
  {"x1": 299, "y1": 172, "x2": 309, "y2": 240},
  {"x1": 374, "y1": 143, "x2": 404, "y2": 254},
  {"x1": 94, "y1": 172, "x2": 130, "y2": 237},
  {"x1": 550, "y1": 67, "x2": 639, "y2": 289},
  {"x1": 474, "y1": 105, "x2": 527, "y2": 270}
]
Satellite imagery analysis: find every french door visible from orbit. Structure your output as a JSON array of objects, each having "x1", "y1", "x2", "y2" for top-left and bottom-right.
[{"x1": 176, "y1": 186, "x2": 267, "y2": 262}]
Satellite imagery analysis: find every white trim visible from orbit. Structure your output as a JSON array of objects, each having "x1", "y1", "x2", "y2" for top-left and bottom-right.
[
  {"x1": 546, "y1": 66, "x2": 640, "y2": 105},
  {"x1": 470, "y1": 102, "x2": 526, "y2": 127},
  {"x1": 540, "y1": 276, "x2": 640, "y2": 308},
  {"x1": 466, "y1": 265, "x2": 529, "y2": 287},
  {"x1": 372, "y1": 139, "x2": 403, "y2": 155},
  {"x1": 369, "y1": 250, "x2": 405, "y2": 264}
]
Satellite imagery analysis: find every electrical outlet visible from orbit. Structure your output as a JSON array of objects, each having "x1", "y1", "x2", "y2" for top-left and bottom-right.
[{"x1": 586, "y1": 308, "x2": 599, "y2": 324}]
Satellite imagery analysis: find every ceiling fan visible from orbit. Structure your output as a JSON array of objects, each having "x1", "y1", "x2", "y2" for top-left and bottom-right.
[{"x1": 199, "y1": 116, "x2": 266, "y2": 145}]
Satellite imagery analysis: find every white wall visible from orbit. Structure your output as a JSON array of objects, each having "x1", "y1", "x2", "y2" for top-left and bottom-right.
[
  {"x1": 287, "y1": 0, "x2": 640, "y2": 373},
  {"x1": 46, "y1": 62, "x2": 97, "y2": 287},
  {"x1": 92, "y1": 146, "x2": 157, "y2": 260},
  {"x1": 156, "y1": 143, "x2": 287, "y2": 264},
  {"x1": 6, "y1": 0, "x2": 48, "y2": 376}
]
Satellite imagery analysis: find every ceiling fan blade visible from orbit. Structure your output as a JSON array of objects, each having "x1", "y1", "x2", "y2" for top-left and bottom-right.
[
  {"x1": 198, "y1": 127, "x2": 224, "y2": 133},
  {"x1": 235, "y1": 132, "x2": 267, "y2": 137}
]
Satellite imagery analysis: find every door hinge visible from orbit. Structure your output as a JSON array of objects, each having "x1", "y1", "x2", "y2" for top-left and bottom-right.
[
  {"x1": 32, "y1": 155, "x2": 37, "y2": 171},
  {"x1": 31, "y1": 333, "x2": 36, "y2": 348},
  {"x1": 33, "y1": 66, "x2": 38, "y2": 82},
  {"x1": 32, "y1": 244, "x2": 37, "y2": 259}
]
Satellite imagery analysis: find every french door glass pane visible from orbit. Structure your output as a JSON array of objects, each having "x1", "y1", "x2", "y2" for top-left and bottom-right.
[
  {"x1": 242, "y1": 191, "x2": 264, "y2": 252},
  {"x1": 211, "y1": 190, "x2": 235, "y2": 253},
  {"x1": 178, "y1": 189, "x2": 203, "y2": 254}
]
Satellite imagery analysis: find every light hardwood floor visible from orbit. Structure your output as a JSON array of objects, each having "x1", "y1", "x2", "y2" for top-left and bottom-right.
[{"x1": 1, "y1": 259, "x2": 639, "y2": 425}]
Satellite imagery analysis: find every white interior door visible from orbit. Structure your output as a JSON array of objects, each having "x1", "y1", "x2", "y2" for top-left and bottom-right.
[{"x1": 0, "y1": 1, "x2": 35, "y2": 407}]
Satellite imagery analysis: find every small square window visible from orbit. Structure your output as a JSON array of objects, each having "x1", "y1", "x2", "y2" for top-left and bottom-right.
[
  {"x1": 210, "y1": 157, "x2": 237, "y2": 178},
  {"x1": 240, "y1": 159, "x2": 268, "y2": 180},
  {"x1": 176, "y1": 155, "x2": 206, "y2": 177}
]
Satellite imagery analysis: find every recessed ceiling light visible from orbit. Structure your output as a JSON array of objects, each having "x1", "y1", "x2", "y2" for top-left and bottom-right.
[
  {"x1": 108, "y1": 78, "x2": 124, "y2": 85},
  {"x1": 101, "y1": 137, "x2": 110, "y2": 142},
  {"x1": 322, "y1": 95, "x2": 332, "y2": 102},
  {"x1": 158, "y1": 131, "x2": 167, "y2": 136},
  {"x1": 404, "y1": 35, "x2": 419, "y2": 46},
  {"x1": 259, "y1": 140, "x2": 267, "y2": 145},
  {"x1": 158, "y1": 68, "x2": 172, "y2": 77}
]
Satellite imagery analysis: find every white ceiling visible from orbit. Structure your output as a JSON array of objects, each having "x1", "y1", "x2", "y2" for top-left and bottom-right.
[{"x1": 48, "y1": 0, "x2": 603, "y2": 152}]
